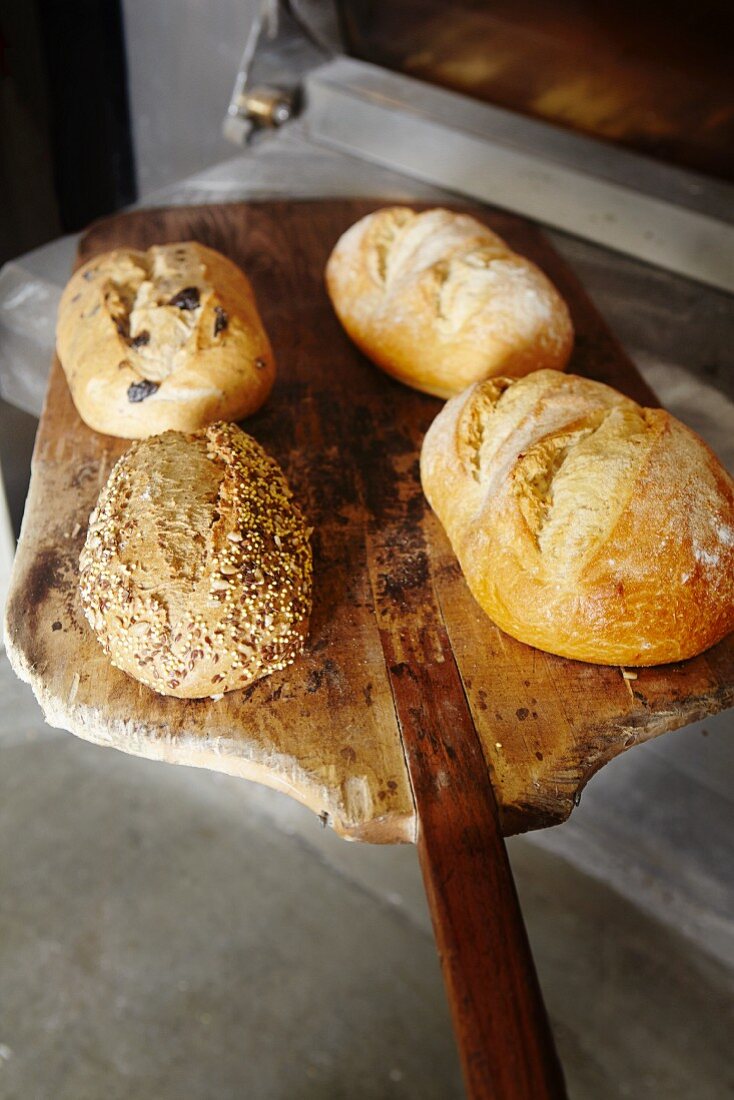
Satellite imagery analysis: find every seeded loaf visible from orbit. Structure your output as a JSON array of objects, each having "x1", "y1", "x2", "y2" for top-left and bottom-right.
[
  {"x1": 79, "y1": 422, "x2": 312, "y2": 698},
  {"x1": 325, "y1": 206, "x2": 573, "y2": 398},
  {"x1": 57, "y1": 242, "x2": 275, "y2": 438},
  {"x1": 421, "y1": 369, "x2": 734, "y2": 665}
]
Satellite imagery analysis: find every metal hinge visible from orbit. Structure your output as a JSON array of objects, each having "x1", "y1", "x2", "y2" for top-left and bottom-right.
[{"x1": 223, "y1": 0, "x2": 334, "y2": 144}]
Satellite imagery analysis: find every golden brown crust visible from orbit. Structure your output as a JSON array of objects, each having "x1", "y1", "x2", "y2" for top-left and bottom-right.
[
  {"x1": 325, "y1": 207, "x2": 573, "y2": 398},
  {"x1": 57, "y1": 242, "x2": 275, "y2": 438},
  {"x1": 79, "y1": 422, "x2": 312, "y2": 698},
  {"x1": 421, "y1": 370, "x2": 734, "y2": 665}
]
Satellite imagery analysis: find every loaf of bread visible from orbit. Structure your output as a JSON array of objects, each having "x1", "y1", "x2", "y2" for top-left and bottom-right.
[
  {"x1": 79, "y1": 422, "x2": 312, "y2": 698},
  {"x1": 421, "y1": 370, "x2": 734, "y2": 665},
  {"x1": 57, "y1": 242, "x2": 275, "y2": 438},
  {"x1": 326, "y1": 207, "x2": 573, "y2": 398}
]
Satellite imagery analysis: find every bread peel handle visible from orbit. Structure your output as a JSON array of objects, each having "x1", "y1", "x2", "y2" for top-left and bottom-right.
[{"x1": 392, "y1": 647, "x2": 566, "y2": 1099}]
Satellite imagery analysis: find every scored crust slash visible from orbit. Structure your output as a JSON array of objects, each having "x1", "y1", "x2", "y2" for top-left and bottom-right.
[
  {"x1": 326, "y1": 206, "x2": 574, "y2": 398},
  {"x1": 421, "y1": 369, "x2": 734, "y2": 665}
]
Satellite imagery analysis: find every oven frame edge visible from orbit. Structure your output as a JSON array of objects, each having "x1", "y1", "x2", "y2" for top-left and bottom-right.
[{"x1": 295, "y1": 58, "x2": 734, "y2": 292}]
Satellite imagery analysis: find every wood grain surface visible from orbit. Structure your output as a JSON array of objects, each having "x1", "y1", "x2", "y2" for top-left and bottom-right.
[{"x1": 5, "y1": 199, "x2": 734, "y2": 843}]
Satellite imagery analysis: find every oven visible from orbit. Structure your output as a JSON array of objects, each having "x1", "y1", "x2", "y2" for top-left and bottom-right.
[{"x1": 223, "y1": 0, "x2": 734, "y2": 291}]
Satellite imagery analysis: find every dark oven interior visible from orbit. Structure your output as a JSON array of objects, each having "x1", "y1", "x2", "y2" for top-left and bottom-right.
[{"x1": 339, "y1": 0, "x2": 734, "y2": 182}]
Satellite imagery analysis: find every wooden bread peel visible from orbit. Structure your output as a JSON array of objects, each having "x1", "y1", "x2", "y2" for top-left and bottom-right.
[{"x1": 5, "y1": 200, "x2": 733, "y2": 1098}]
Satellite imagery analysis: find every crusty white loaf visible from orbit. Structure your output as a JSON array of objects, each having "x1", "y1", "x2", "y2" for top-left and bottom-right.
[
  {"x1": 79, "y1": 422, "x2": 312, "y2": 698},
  {"x1": 421, "y1": 370, "x2": 734, "y2": 665},
  {"x1": 326, "y1": 207, "x2": 573, "y2": 398},
  {"x1": 57, "y1": 242, "x2": 275, "y2": 438}
]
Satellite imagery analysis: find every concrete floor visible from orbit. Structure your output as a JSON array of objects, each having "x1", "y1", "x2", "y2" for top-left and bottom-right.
[{"x1": 1, "y1": 641, "x2": 733, "y2": 1099}]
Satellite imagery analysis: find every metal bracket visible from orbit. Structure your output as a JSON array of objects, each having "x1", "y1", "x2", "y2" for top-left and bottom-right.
[{"x1": 223, "y1": 0, "x2": 331, "y2": 144}]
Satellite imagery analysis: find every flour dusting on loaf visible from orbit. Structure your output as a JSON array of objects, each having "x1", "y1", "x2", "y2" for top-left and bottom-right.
[
  {"x1": 80, "y1": 422, "x2": 312, "y2": 698},
  {"x1": 326, "y1": 207, "x2": 573, "y2": 398},
  {"x1": 421, "y1": 369, "x2": 734, "y2": 665}
]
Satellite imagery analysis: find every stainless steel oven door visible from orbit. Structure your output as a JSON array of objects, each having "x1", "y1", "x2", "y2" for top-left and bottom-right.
[{"x1": 224, "y1": 0, "x2": 734, "y2": 292}]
